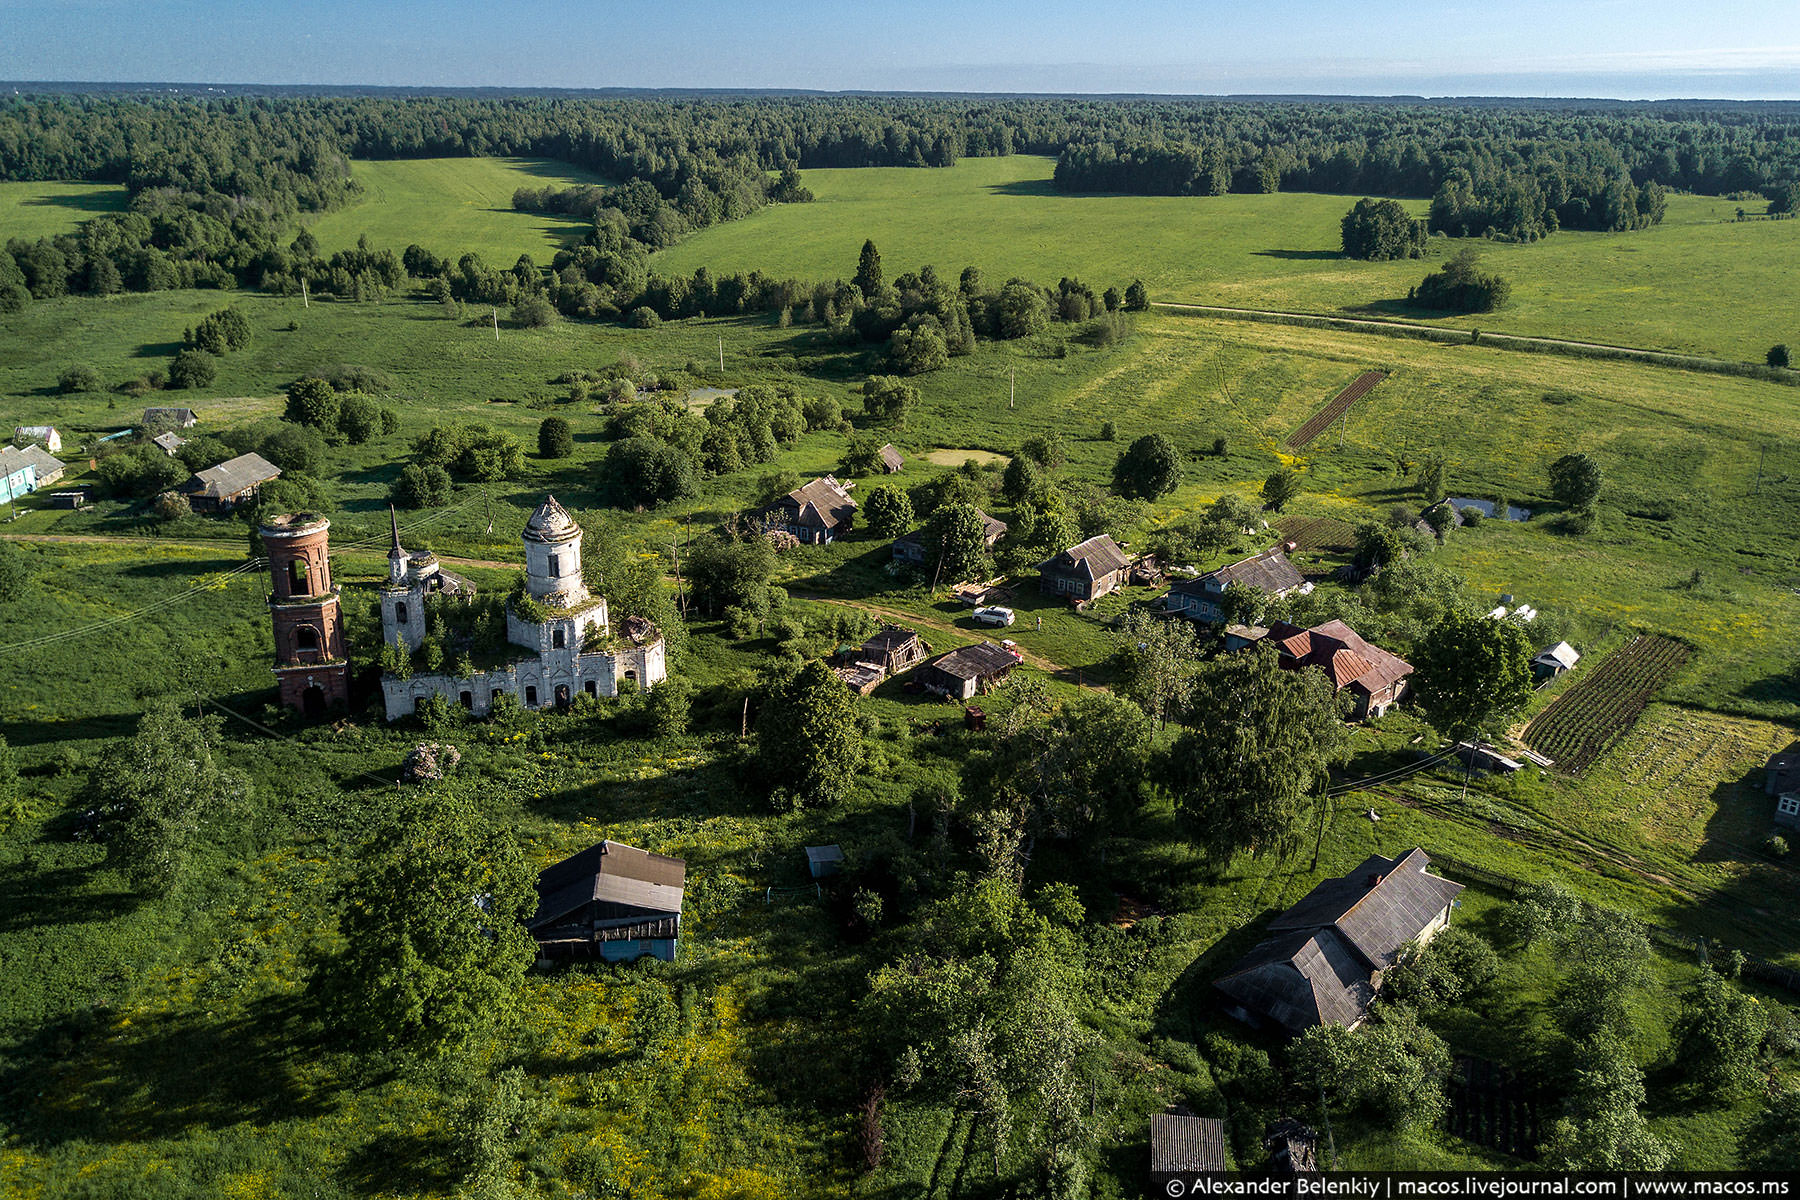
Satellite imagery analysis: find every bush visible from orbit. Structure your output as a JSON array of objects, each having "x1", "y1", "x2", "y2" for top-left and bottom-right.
[
  {"x1": 58, "y1": 363, "x2": 103, "y2": 393},
  {"x1": 259, "y1": 425, "x2": 327, "y2": 474},
  {"x1": 285, "y1": 376, "x2": 341, "y2": 431},
  {"x1": 512, "y1": 294, "x2": 556, "y2": 328},
  {"x1": 1411, "y1": 249, "x2": 1510, "y2": 313},
  {"x1": 151, "y1": 491, "x2": 191, "y2": 522},
  {"x1": 1460, "y1": 505, "x2": 1485, "y2": 526},
  {"x1": 1341, "y1": 197, "x2": 1428, "y2": 260},
  {"x1": 168, "y1": 349, "x2": 217, "y2": 390},
  {"x1": 1770, "y1": 345, "x2": 1791, "y2": 369},
  {"x1": 538, "y1": 416, "x2": 574, "y2": 459},
  {"x1": 392, "y1": 463, "x2": 452, "y2": 509},
  {"x1": 626, "y1": 307, "x2": 662, "y2": 329},
  {"x1": 1766, "y1": 835, "x2": 1790, "y2": 858},
  {"x1": 337, "y1": 394, "x2": 382, "y2": 444},
  {"x1": 1098, "y1": 420, "x2": 1116, "y2": 442}
]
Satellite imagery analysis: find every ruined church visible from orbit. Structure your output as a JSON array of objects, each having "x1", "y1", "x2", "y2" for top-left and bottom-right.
[{"x1": 377, "y1": 495, "x2": 666, "y2": 721}]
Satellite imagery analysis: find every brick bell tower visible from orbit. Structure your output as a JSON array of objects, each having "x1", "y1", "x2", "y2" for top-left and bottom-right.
[{"x1": 262, "y1": 512, "x2": 351, "y2": 716}]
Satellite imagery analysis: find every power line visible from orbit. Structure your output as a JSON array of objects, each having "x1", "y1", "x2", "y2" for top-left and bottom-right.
[{"x1": 0, "y1": 559, "x2": 266, "y2": 658}]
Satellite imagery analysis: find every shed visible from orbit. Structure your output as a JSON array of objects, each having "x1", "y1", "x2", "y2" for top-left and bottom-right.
[
  {"x1": 1149, "y1": 1113, "x2": 1227, "y2": 1176},
  {"x1": 893, "y1": 509, "x2": 1007, "y2": 567},
  {"x1": 920, "y1": 640, "x2": 1019, "y2": 701},
  {"x1": 1264, "y1": 1118, "x2": 1319, "y2": 1174},
  {"x1": 805, "y1": 845, "x2": 844, "y2": 879},
  {"x1": 152, "y1": 431, "x2": 189, "y2": 456},
  {"x1": 1532, "y1": 641, "x2": 1580, "y2": 681},
  {"x1": 47, "y1": 489, "x2": 91, "y2": 509},
  {"x1": 876, "y1": 443, "x2": 904, "y2": 473},
  {"x1": 177, "y1": 452, "x2": 281, "y2": 513}
]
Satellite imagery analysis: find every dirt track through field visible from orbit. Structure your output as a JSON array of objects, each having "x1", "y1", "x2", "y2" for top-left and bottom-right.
[{"x1": 0, "y1": 532, "x2": 521, "y2": 572}]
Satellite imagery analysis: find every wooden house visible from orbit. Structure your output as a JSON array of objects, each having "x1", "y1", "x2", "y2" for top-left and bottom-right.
[
  {"x1": 152, "y1": 431, "x2": 189, "y2": 456},
  {"x1": 1532, "y1": 641, "x2": 1580, "y2": 682},
  {"x1": 0, "y1": 446, "x2": 36, "y2": 504},
  {"x1": 1768, "y1": 742, "x2": 1800, "y2": 830},
  {"x1": 768, "y1": 476, "x2": 856, "y2": 545},
  {"x1": 1037, "y1": 534, "x2": 1129, "y2": 603},
  {"x1": 1165, "y1": 549, "x2": 1306, "y2": 624},
  {"x1": 178, "y1": 452, "x2": 282, "y2": 513},
  {"x1": 893, "y1": 509, "x2": 1007, "y2": 567},
  {"x1": 1214, "y1": 848, "x2": 1463, "y2": 1034},
  {"x1": 920, "y1": 641, "x2": 1019, "y2": 700},
  {"x1": 527, "y1": 839, "x2": 686, "y2": 963},
  {"x1": 832, "y1": 625, "x2": 928, "y2": 695},
  {"x1": 1252, "y1": 619, "x2": 1412, "y2": 720},
  {"x1": 876, "y1": 443, "x2": 904, "y2": 473}
]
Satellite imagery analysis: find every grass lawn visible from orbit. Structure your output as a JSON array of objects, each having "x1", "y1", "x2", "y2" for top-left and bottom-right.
[
  {"x1": 302, "y1": 157, "x2": 616, "y2": 263},
  {"x1": 0, "y1": 179, "x2": 129, "y2": 241},
  {"x1": 655, "y1": 154, "x2": 1800, "y2": 362}
]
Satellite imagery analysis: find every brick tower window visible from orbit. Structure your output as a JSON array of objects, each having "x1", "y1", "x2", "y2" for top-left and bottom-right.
[
  {"x1": 288, "y1": 558, "x2": 309, "y2": 595},
  {"x1": 295, "y1": 625, "x2": 320, "y2": 652}
]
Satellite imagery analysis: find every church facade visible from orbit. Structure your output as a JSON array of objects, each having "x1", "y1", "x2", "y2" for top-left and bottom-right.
[{"x1": 377, "y1": 496, "x2": 666, "y2": 721}]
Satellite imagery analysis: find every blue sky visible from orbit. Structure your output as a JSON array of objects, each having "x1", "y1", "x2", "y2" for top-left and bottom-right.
[{"x1": 3, "y1": 0, "x2": 1798, "y2": 99}]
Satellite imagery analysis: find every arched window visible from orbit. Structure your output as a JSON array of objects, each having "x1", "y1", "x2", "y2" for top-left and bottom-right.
[
  {"x1": 295, "y1": 625, "x2": 320, "y2": 652},
  {"x1": 548, "y1": 553, "x2": 561, "y2": 577},
  {"x1": 287, "y1": 558, "x2": 308, "y2": 595},
  {"x1": 395, "y1": 601, "x2": 409, "y2": 625},
  {"x1": 624, "y1": 670, "x2": 638, "y2": 684},
  {"x1": 552, "y1": 628, "x2": 565, "y2": 649}
]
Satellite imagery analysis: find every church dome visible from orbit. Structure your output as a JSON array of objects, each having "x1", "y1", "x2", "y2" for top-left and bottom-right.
[{"x1": 523, "y1": 495, "x2": 580, "y2": 543}]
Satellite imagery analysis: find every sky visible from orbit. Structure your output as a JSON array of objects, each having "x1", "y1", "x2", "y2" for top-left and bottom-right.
[{"x1": 3, "y1": 0, "x2": 1799, "y2": 100}]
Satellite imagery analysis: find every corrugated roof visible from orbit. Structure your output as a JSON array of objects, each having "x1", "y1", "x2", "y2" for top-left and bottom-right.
[
  {"x1": 1150, "y1": 1114, "x2": 1227, "y2": 1173},
  {"x1": 1214, "y1": 928, "x2": 1375, "y2": 1032},
  {"x1": 780, "y1": 476, "x2": 857, "y2": 530},
  {"x1": 1173, "y1": 550, "x2": 1305, "y2": 599},
  {"x1": 1534, "y1": 641, "x2": 1580, "y2": 669},
  {"x1": 805, "y1": 845, "x2": 844, "y2": 867},
  {"x1": 181, "y1": 452, "x2": 281, "y2": 499},
  {"x1": 1264, "y1": 618, "x2": 1412, "y2": 696},
  {"x1": 1268, "y1": 848, "x2": 1463, "y2": 968},
  {"x1": 877, "y1": 443, "x2": 904, "y2": 471}
]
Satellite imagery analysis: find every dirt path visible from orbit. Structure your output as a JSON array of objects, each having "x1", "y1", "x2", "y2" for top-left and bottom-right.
[{"x1": 0, "y1": 532, "x2": 521, "y2": 572}]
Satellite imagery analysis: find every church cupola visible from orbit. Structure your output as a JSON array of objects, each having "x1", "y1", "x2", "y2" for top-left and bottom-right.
[
  {"x1": 521, "y1": 495, "x2": 590, "y2": 607},
  {"x1": 386, "y1": 504, "x2": 407, "y2": 585}
]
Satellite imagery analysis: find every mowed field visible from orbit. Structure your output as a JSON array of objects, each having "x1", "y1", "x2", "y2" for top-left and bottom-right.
[
  {"x1": 301, "y1": 157, "x2": 615, "y2": 262},
  {"x1": 654, "y1": 154, "x2": 1800, "y2": 362},
  {"x1": 0, "y1": 179, "x2": 128, "y2": 240}
]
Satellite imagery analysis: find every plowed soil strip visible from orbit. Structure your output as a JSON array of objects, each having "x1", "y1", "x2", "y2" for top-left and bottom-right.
[{"x1": 1287, "y1": 369, "x2": 1387, "y2": 448}]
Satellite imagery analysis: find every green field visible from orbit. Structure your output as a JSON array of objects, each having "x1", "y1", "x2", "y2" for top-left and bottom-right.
[
  {"x1": 0, "y1": 179, "x2": 129, "y2": 241},
  {"x1": 302, "y1": 157, "x2": 615, "y2": 263},
  {"x1": 655, "y1": 155, "x2": 1800, "y2": 362}
]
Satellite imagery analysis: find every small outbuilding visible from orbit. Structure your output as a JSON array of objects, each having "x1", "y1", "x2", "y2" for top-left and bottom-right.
[
  {"x1": 1532, "y1": 641, "x2": 1580, "y2": 682},
  {"x1": 920, "y1": 640, "x2": 1019, "y2": 701},
  {"x1": 805, "y1": 845, "x2": 844, "y2": 879},
  {"x1": 876, "y1": 443, "x2": 904, "y2": 474},
  {"x1": 143, "y1": 406, "x2": 199, "y2": 429},
  {"x1": 1150, "y1": 1113, "x2": 1227, "y2": 1177},
  {"x1": 527, "y1": 839, "x2": 686, "y2": 963},
  {"x1": 893, "y1": 509, "x2": 1007, "y2": 567},
  {"x1": 152, "y1": 431, "x2": 188, "y2": 456}
]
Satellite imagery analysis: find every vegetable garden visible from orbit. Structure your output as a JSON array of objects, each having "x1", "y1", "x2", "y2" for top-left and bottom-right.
[
  {"x1": 1522, "y1": 635, "x2": 1692, "y2": 773},
  {"x1": 1286, "y1": 369, "x2": 1388, "y2": 448}
]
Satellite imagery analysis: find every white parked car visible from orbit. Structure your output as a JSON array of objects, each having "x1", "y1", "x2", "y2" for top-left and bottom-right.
[{"x1": 973, "y1": 606, "x2": 1015, "y2": 627}]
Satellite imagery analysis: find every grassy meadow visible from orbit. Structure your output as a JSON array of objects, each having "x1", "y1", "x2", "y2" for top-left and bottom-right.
[
  {"x1": 655, "y1": 154, "x2": 1800, "y2": 362},
  {"x1": 5, "y1": 149, "x2": 1800, "y2": 1191},
  {"x1": 302, "y1": 157, "x2": 616, "y2": 263},
  {"x1": 0, "y1": 179, "x2": 129, "y2": 241}
]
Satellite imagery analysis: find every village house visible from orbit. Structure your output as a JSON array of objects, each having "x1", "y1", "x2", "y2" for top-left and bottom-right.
[
  {"x1": 151, "y1": 431, "x2": 188, "y2": 456},
  {"x1": 1149, "y1": 1114, "x2": 1227, "y2": 1177},
  {"x1": 919, "y1": 640, "x2": 1019, "y2": 700},
  {"x1": 178, "y1": 452, "x2": 282, "y2": 513},
  {"x1": 1214, "y1": 848, "x2": 1464, "y2": 1034},
  {"x1": 877, "y1": 443, "x2": 904, "y2": 473},
  {"x1": 14, "y1": 426, "x2": 61, "y2": 453},
  {"x1": 1165, "y1": 548, "x2": 1307, "y2": 623},
  {"x1": 1038, "y1": 533, "x2": 1130, "y2": 604},
  {"x1": 892, "y1": 508, "x2": 1008, "y2": 567},
  {"x1": 143, "y1": 406, "x2": 199, "y2": 429},
  {"x1": 1236, "y1": 618, "x2": 1413, "y2": 719},
  {"x1": 6, "y1": 443, "x2": 65, "y2": 489},
  {"x1": 378, "y1": 497, "x2": 667, "y2": 720},
  {"x1": 1767, "y1": 741, "x2": 1800, "y2": 830},
  {"x1": 0, "y1": 446, "x2": 38, "y2": 504},
  {"x1": 767, "y1": 476, "x2": 857, "y2": 544},
  {"x1": 526, "y1": 839, "x2": 686, "y2": 963}
]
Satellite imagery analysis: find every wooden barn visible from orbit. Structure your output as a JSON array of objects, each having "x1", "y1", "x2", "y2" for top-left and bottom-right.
[{"x1": 920, "y1": 641, "x2": 1019, "y2": 700}]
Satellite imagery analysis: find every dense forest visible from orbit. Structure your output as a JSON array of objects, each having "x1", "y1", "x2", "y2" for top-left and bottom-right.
[{"x1": 3, "y1": 92, "x2": 1799, "y2": 310}]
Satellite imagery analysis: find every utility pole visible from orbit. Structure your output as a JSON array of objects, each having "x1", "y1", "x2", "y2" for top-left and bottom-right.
[
  {"x1": 300, "y1": 276, "x2": 308, "y2": 308},
  {"x1": 492, "y1": 308, "x2": 499, "y2": 341},
  {"x1": 1755, "y1": 443, "x2": 1768, "y2": 495},
  {"x1": 719, "y1": 336, "x2": 725, "y2": 374},
  {"x1": 1009, "y1": 365, "x2": 1015, "y2": 410},
  {"x1": 670, "y1": 539, "x2": 686, "y2": 616}
]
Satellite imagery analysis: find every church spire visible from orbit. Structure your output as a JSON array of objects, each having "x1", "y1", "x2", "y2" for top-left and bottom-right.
[{"x1": 387, "y1": 504, "x2": 407, "y2": 583}]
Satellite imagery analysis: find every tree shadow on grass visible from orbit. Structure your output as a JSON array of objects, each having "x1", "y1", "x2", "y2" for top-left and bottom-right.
[
  {"x1": 134, "y1": 340, "x2": 183, "y2": 359},
  {"x1": 0, "y1": 990, "x2": 336, "y2": 1148},
  {"x1": 0, "y1": 859, "x2": 141, "y2": 934},
  {"x1": 338, "y1": 1127, "x2": 459, "y2": 1197},
  {"x1": 0, "y1": 710, "x2": 141, "y2": 749},
  {"x1": 1253, "y1": 249, "x2": 1343, "y2": 261}
]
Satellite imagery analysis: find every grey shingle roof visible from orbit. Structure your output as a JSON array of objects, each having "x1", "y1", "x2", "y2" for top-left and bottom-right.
[
  {"x1": 877, "y1": 443, "x2": 904, "y2": 471},
  {"x1": 1173, "y1": 550, "x2": 1305, "y2": 599},
  {"x1": 927, "y1": 641, "x2": 1018, "y2": 681},
  {"x1": 13, "y1": 444, "x2": 62, "y2": 479},
  {"x1": 779, "y1": 476, "x2": 857, "y2": 531},
  {"x1": 1150, "y1": 1114, "x2": 1227, "y2": 1173},
  {"x1": 1214, "y1": 928, "x2": 1377, "y2": 1032},
  {"x1": 1040, "y1": 533, "x2": 1128, "y2": 579},
  {"x1": 181, "y1": 452, "x2": 281, "y2": 499},
  {"x1": 1267, "y1": 848, "x2": 1463, "y2": 968}
]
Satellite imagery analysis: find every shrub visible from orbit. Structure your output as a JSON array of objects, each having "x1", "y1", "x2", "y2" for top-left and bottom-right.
[
  {"x1": 258, "y1": 425, "x2": 327, "y2": 474},
  {"x1": 538, "y1": 416, "x2": 574, "y2": 459},
  {"x1": 1766, "y1": 835, "x2": 1791, "y2": 858},
  {"x1": 151, "y1": 491, "x2": 191, "y2": 522},
  {"x1": 626, "y1": 307, "x2": 662, "y2": 329},
  {"x1": 1460, "y1": 505, "x2": 1485, "y2": 526},
  {"x1": 337, "y1": 394, "x2": 382, "y2": 444},
  {"x1": 285, "y1": 377, "x2": 341, "y2": 431},
  {"x1": 1411, "y1": 249, "x2": 1510, "y2": 313},
  {"x1": 58, "y1": 363, "x2": 103, "y2": 393},
  {"x1": 1771, "y1": 345, "x2": 1792, "y2": 369},
  {"x1": 168, "y1": 349, "x2": 217, "y2": 390},
  {"x1": 391, "y1": 463, "x2": 452, "y2": 509},
  {"x1": 512, "y1": 294, "x2": 556, "y2": 328},
  {"x1": 1098, "y1": 420, "x2": 1116, "y2": 442}
]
